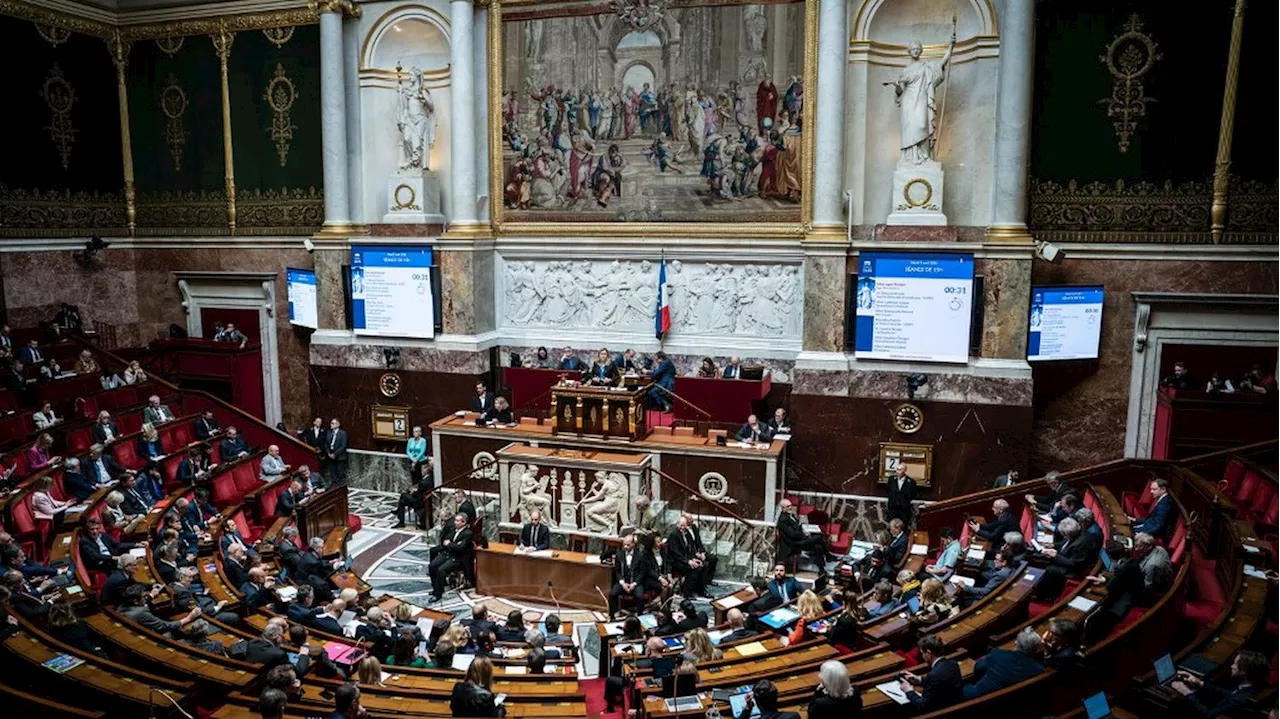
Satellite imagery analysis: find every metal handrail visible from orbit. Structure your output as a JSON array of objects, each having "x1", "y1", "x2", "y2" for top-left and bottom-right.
[{"x1": 645, "y1": 464, "x2": 756, "y2": 529}]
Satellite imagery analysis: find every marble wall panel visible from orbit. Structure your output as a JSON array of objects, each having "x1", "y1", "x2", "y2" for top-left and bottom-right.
[
  {"x1": 786, "y1": 392, "x2": 1031, "y2": 500},
  {"x1": 801, "y1": 254, "x2": 846, "y2": 352},
  {"x1": 310, "y1": 343, "x2": 489, "y2": 375},
  {"x1": 1030, "y1": 258, "x2": 1279, "y2": 473},
  {"x1": 977, "y1": 257, "x2": 1032, "y2": 360},
  {"x1": 313, "y1": 249, "x2": 347, "y2": 332},
  {"x1": 438, "y1": 250, "x2": 476, "y2": 335},
  {"x1": 307, "y1": 364, "x2": 483, "y2": 449},
  {"x1": 1, "y1": 249, "x2": 142, "y2": 346}
]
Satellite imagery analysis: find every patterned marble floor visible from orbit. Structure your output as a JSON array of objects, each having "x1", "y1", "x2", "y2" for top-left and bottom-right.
[{"x1": 346, "y1": 488, "x2": 743, "y2": 675}]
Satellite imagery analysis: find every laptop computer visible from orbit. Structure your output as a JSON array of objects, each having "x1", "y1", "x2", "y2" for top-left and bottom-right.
[
  {"x1": 1082, "y1": 692, "x2": 1115, "y2": 719},
  {"x1": 1153, "y1": 653, "x2": 1176, "y2": 685},
  {"x1": 905, "y1": 595, "x2": 922, "y2": 614}
]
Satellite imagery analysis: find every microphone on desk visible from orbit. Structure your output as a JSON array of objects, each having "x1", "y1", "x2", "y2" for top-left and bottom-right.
[
  {"x1": 547, "y1": 580, "x2": 562, "y2": 615},
  {"x1": 594, "y1": 584, "x2": 610, "y2": 610}
]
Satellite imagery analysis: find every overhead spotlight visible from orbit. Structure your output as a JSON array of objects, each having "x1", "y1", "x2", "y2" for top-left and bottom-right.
[
  {"x1": 1034, "y1": 239, "x2": 1062, "y2": 263},
  {"x1": 904, "y1": 373, "x2": 929, "y2": 400},
  {"x1": 74, "y1": 235, "x2": 110, "y2": 265},
  {"x1": 383, "y1": 347, "x2": 402, "y2": 368}
]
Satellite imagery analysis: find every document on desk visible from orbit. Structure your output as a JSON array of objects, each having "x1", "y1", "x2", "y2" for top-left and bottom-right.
[
  {"x1": 452, "y1": 653, "x2": 475, "y2": 670},
  {"x1": 734, "y1": 641, "x2": 767, "y2": 656},
  {"x1": 949, "y1": 575, "x2": 975, "y2": 588},
  {"x1": 416, "y1": 617, "x2": 434, "y2": 638},
  {"x1": 528, "y1": 549, "x2": 554, "y2": 557},
  {"x1": 1067, "y1": 596, "x2": 1097, "y2": 612},
  {"x1": 909, "y1": 543, "x2": 929, "y2": 556},
  {"x1": 601, "y1": 621, "x2": 624, "y2": 636},
  {"x1": 129, "y1": 547, "x2": 147, "y2": 558},
  {"x1": 717, "y1": 594, "x2": 744, "y2": 609},
  {"x1": 875, "y1": 681, "x2": 911, "y2": 705},
  {"x1": 965, "y1": 547, "x2": 986, "y2": 562}
]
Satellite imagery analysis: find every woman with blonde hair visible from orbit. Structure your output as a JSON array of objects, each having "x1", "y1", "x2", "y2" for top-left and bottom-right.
[
  {"x1": 123, "y1": 360, "x2": 148, "y2": 385},
  {"x1": 137, "y1": 424, "x2": 164, "y2": 461},
  {"x1": 683, "y1": 627, "x2": 723, "y2": 662},
  {"x1": 75, "y1": 349, "x2": 99, "y2": 375},
  {"x1": 103, "y1": 490, "x2": 142, "y2": 534},
  {"x1": 442, "y1": 622, "x2": 472, "y2": 652},
  {"x1": 26, "y1": 433, "x2": 58, "y2": 472},
  {"x1": 788, "y1": 589, "x2": 826, "y2": 644},
  {"x1": 910, "y1": 577, "x2": 957, "y2": 626},
  {"x1": 807, "y1": 659, "x2": 862, "y2": 718},
  {"x1": 357, "y1": 655, "x2": 386, "y2": 686},
  {"x1": 30, "y1": 474, "x2": 71, "y2": 522},
  {"x1": 451, "y1": 656, "x2": 503, "y2": 717}
]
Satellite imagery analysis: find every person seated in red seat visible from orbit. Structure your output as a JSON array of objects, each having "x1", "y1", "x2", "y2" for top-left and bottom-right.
[
  {"x1": 91, "y1": 410, "x2": 121, "y2": 444},
  {"x1": 260, "y1": 444, "x2": 292, "y2": 482},
  {"x1": 1159, "y1": 360, "x2": 1196, "y2": 391},
  {"x1": 63, "y1": 457, "x2": 100, "y2": 501},
  {"x1": 239, "y1": 566, "x2": 278, "y2": 610},
  {"x1": 900, "y1": 634, "x2": 964, "y2": 713},
  {"x1": 143, "y1": 394, "x2": 176, "y2": 425},
  {"x1": 17, "y1": 339, "x2": 44, "y2": 366},
  {"x1": 1171, "y1": 649, "x2": 1270, "y2": 718},
  {"x1": 961, "y1": 627, "x2": 1046, "y2": 700},
  {"x1": 1132, "y1": 531, "x2": 1174, "y2": 593},
  {"x1": 1041, "y1": 618, "x2": 1081, "y2": 670},
  {"x1": 137, "y1": 461, "x2": 165, "y2": 503},
  {"x1": 1, "y1": 568, "x2": 52, "y2": 621},
  {"x1": 86, "y1": 442, "x2": 135, "y2": 487},
  {"x1": 736, "y1": 413, "x2": 773, "y2": 443},
  {"x1": 33, "y1": 402, "x2": 61, "y2": 430},
  {"x1": 1238, "y1": 364, "x2": 1275, "y2": 395},
  {"x1": 26, "y1": 433, "x2": 58, "y2": 473},
  {"x1": 1128, "y1": 477, "x2": 1174, "y2": 539},
  {"x1": 277, "y1": 476, "x2": 309, "y2": 518},
  {"x1": 100, "y1": 553, "x2": 146, "y2": 607},
  {"x1": 79, "y1": 516, "x2": 143, "y2": 572},
  {"x1": 30, "y1": 475, "x2": 72, "y2": 524},
  {"x1": 0, "y1": 360, "x2": 24, "y2": 392},
  {"x1": 123, "y1": 360, "x2": 148, "y2": 386},
  {"x1": 605, "y1": 533, "x2": 652, "y2": 620},
  {"x1": 194, "y1": 409, "x2": 221, "y2": 440},
  {"x1": 136, "y1": 424, "x2": 164, "y2": 462},
  {"x1": 967, "y1": 498, "x2": 1019, "y2": 554},
  {"x1": 177, "y1": 445, "x2": 213, "y2": 486},
  {"x1": 219, "y1": 426, "x2": 250, "y2": 461},
  {"x1": 1080, "y1": 538, "x2": 1145, "y2": 643},
  {"x1": 735, "y1": 679, "x2": 800, "y2": 719}
]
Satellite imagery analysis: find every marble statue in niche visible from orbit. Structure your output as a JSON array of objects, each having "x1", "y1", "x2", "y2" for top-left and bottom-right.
[
  {"x1": 580, "y1": 470, "x2": 628, "y2": 532},
  {"x1": 500, "y1": 259, "x2": 801, "y2": 339},
  {"x1": 743, "y1": 5, "x2": 766, "y2": 52},
  {"x1": 396, "y1": 64, "x2": 437, "y2": 171},
  {"x1": 517, "y1": 468, "x2": 554, "y2": 523},
  {"x1": 885, "y1": 30, "x2": 955, "y2": 165}
]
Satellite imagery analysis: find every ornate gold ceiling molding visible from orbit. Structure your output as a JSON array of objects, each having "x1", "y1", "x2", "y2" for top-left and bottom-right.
[{"x1": 0, "y1": 0, "x2": 319, "y2": 40}]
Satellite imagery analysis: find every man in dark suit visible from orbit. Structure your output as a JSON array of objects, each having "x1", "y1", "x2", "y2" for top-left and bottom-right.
[
  {"x1": 557, "y1": 347, "x2": 585, "y2": 372},
  {"x1": 1081, "y1": 539, "x2": 1146, "y2": 642},
  {"x1": 224, "y1": 544, "x2": 250, "y2": 589},
  {"x1": 463, "y1": 603, "x2": 497, "y2": 644},
  {"x1": 900, "y1": 634, "x2": 964, "y2": 713},
  {"x1": 86, "y1": 443, "x2": 133, "y2": 486},
  {"x1": 118, "y1": 474, "x2": 153, "y2": 515},
  {"x1": 967, "y1": 499, "x2": 1019, "y2": 553},
  {"x1": 885, "y1": 518, "x2": 909, "y2": 569},
  {"x1": 78, "y1": 516, "x2": 139, "y2": 571},
  {"x1": 194, "y1": 410, "x2": 221, "y2": 440},
  {"x1": 470, "y1": 382, "x2": 495, "y2": 414},
  {"x1": 1042, "y1": 618, "x2": 1081, "y2": 670},
  {"x1": 775, "y1": 499, "x2": 831, "y2": 570},
  {"x1": 1035, "y1": 517, "x2": 1099, "y2": 600},
  {"x1": 239, "y1": 567, "x2": 277, "y2": 610},
  {"x1": 62, "y1": 458, "x2": 99, "y2": 501},
  {"x1": 324, "y1": 418, "x2": 348, "y2": 485},
  {"x1": 886, "y1": 464, "x2": 917, "y2": 525},
  {"x1": 735, "y1": 414, "x2": 773, "y2": 443},
  {"x1": 648, "y1": 351, "x2": 676, "y2": 411},
  {"x1": 1130, "y1": 478, "x2": 1175, "y2": 538},
  {"x1": 961, "y1": 628, "x2": 1046, "y2": 700},
  {"x1": 286, "y1": 585, "x2": 321, "y2": 625},
  {"x1": 666, "y1": 514, "x2": 717, "y2": 597},
  {"x1": 1023, "y1": 470, "x2": 1066, "y2": 512},
  {"x1": 428, "y1": 513, "x2": 474, "y2": 602},
  {"x1": 91, "y1": 411, "x2": 122, "y2": 444},
  {"x1": 296, "y1": 537, "x2": 337, "y2": 603},
  {"x1": 674, "y1": 599, "x2": 708, "y2": 633},
  {"x1": 17, "y1": 339, "x2": 44, "y2": 365},
  {"x1": 517, "y1": 510, "x2": 551, "y2": 551},
  {"x1": 1171, "y1": 650, "x2": 1268, "y2": 718},
  {"x1": 992, "y1": 468, "x2": 1020, "y2": 489},
  {"x1": 393, "y1": 461, "x2": 432, "y2": 529},
  {"x1": 611, "y1": 349, "x2": 638, "y2": 372},
  {"x1": 767, "y1": 408, "x2": 793, "y2": 436},
  {"x1": 277, "y1": 477, "x2": 306, "y2": 519},
  {"x1": 101, "y1": 554, "x2": 145, "y2": 607},
  {"x1": 723, "y1": 608, "x2": 757, "y2": 642},
  {"x1": 607, "y1": 533, "x2": 651, "y2": 619},
  {"x1": 300, "y1": 417, "x2": 326, "y2": 448},
  {"x1": 961, "y1": 549, "x2": 1014, "y2": 605},
  {"x1": 276, "y1": 526, "x2": 303, "y2": 576},
  {"x1": 244, "y1": 622, "x2": 304, "y2": 671},
  {"x1": 310, "y1": 599, "x2": 347, "y2": 636},
  {"x1": 735, "y1": 679, "x2": 799, "y2": 719},
  {"x1": 721, "y1": 356, "x2": 743, "y2": 379},
  {"x1": 766, "y1": 563, "x2": 803, "y2": 604}
]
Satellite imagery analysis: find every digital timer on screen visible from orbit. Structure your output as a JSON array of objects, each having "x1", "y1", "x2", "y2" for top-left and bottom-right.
[
  {"x1": 350, "y1": 246, "x2": 435, "y2": 339},
  {"x1": 854, "y1": 252, "x2": 974, "y2": 364},
  {"x1": 1027, "y1": 286, "x2": 1104, "y2": 361}
]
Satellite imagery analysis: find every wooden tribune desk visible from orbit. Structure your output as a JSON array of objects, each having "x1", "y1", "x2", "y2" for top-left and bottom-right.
[
  {"x1": 475, "y1": 542, "x2": 613, "y2": 611},
  {"x1": 296, "y1": 484, "x2": 349, "y2": 545},
  {"x1": 551, "y1": 384, "x2": 647, "y2": 441}
]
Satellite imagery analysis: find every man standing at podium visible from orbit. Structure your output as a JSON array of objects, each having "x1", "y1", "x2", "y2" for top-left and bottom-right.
[
  {"x1": 516, "y1": 510, "x2": 551, "y2": 551},
  {"x1": 607, "y1": 532, "x2": 652, "y2": 620},
  {"x1": 429, "y1": 513, "x2": 474, "y2": 602}
]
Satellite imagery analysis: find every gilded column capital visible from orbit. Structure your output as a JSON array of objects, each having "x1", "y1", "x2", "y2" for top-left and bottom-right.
[
  {"x1": 308, "y1": 0, "x2": 362, "y2": 18},
  {"x1": 106, "y1": 30, "x2": 131, "y2": 71},
  {"x1": 211, "y1": 20, "x2": 235, "y2": 62}
]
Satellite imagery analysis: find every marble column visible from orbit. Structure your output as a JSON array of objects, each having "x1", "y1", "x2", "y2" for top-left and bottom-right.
[
  {"x1": 318, "y1": 2, "x2": 353, "y2": 231},
  {"x1": 343, "y1": 14, "x2": 364, "y2": 227},
  {"x1": 809, "y1": 0, "x2": 849, "y2": 236},
  {"x1": 472, "y1": 6, "x2": 490, "y2": 217},
  {"x1": 447, "y1": 0, "x2": 482, "y2": 231},
  {"x1": 986, "y1": 0, "x2": 1035, "y2": 243}
]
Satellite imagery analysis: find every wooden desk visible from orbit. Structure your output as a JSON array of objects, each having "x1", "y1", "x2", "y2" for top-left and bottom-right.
[
  {"x1": 551, "y1": 384, "x2": 648, "y2": 440},
  {"x1": 476, "y1": 542, "x2": 614, "y2": 611},
  {"x1": 711, "y1": 586, "x2": 759, "y2": 625},
  {"x1": 297, "y1": 483, "x2": 349, "y2": 545}
]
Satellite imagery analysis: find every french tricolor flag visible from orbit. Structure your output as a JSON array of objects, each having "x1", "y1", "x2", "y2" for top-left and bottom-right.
[{"x1": 655, "y1": 257, "x2": 671, "y2": 339}]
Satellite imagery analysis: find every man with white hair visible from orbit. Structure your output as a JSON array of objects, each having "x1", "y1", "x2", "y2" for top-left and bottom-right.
[
  {"x1": 1131, "y1": 532, "x2": 1173, "y2": 593},
  {"x1": 260, "y1": 445, "x2": 291, "y2": 481},
  {"x1": 295, "y1": 536, "x2": 339, "y2": 602},
  {"x1": 966, "y1": 498, "x2": 1018, "y2": 553},
  {"x1": 1035, "y1": 516, "x2": 1098, "y2": 600},
  {"x1": 962, "y1": 627, "x2": 1045, "y2": 700},
  {"x1": 721, "y1": 356, "x2": 743, "y2": 378},
  {"x1": 91, "y1": 410, "x2": 121, "y2": 444},
  {"x1": 142, "y1": 394, "x2": 175, "y2": 425}
]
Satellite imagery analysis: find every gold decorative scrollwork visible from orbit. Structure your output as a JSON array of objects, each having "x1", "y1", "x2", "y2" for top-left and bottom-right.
[
  {"x1": 264, "y1": 63, "x2": 297, "y2": 166},
  {"x1": 262, "y1": 26, "x2": 295, "y2": 47},
  {"x1": 0, "y1": 184, "x2": 127, "y2": 237},
  {"x1": 159, "y1": 74, "x2": 189, "y2": 171},
  {"x1": 155, "y1": 36, "x2": 185, "y2": 56},
  {"x1": 1027, "y1": 176, "x2": 1278, "y2": 244},
  {"x1": 392, "y1": 184, "x2": 419, "y2": 211},
  {"x1": 236, "y1": 187, "x2": 324, "y2": 234},
  {"x1": 34, "y1": 22, "x2": 72, "y2": 47},
  {"x1": 1099, "y1": 14, "x2": 1160, "y2": 154},
  {"x1": 40, "y1": 65, "x2": 77, "y2": 171}
]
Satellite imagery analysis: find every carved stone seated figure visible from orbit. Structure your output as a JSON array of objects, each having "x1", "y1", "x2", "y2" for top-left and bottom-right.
[
  {"x1": 517, "y1": 470, "x2": 554, "y2": 525},
  {"x1": 581, "y1": 470, "x2": 627, "y2": 533}
]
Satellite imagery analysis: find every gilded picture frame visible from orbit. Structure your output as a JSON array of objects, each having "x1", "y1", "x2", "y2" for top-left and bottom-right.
[
  {"x1": 486, "y1": 0, "x2": 818, "y2": 238},
  {"x1": 371, "y1": 403, "x2": 412, "y2": 441},
  {"x1": 878, "y1": 441, "x2": 933, "y2": 487}
]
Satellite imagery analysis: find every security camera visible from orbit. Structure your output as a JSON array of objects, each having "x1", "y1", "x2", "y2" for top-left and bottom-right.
[
  {"x1": 383, "y1": 347, "x2": 401, "y2": 368},
  {"x1": 303, "y1": 238, "x2": 315, "y2": 254},
  {"x1": 1035, "y1": 240, "x2": 1062, "y2": 263},
  {"x1": 904, "y1": 374, "x2": 929, "y2": 400}
]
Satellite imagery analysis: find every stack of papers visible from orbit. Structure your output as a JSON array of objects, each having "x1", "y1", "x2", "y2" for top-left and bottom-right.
[
  {"x1": 909, "y1": 543, "x2": 929, "y2": 556},
  {"x1": 600, "y1": 621, "x2": 625, "y2": 636},
  {"x1": 416, "y1": 617, "x2": 435, "y2": 637},
  {"x1": 734, "y1": 641, "x2": 766, "y2": 656},
  {"x1": 950, "y1": 575, "x2": 975, "y2": 588},
  {"x1": 1243, "y1": 565, "x2": 1267, "y2": 580},
  {"x1": 452, "y1": 653, "x2": 475, "y2": 670},
  {"x1": 875, "y1": 681, "x2": 910, "y2": 705},
  {"x1": 965, "y1": 547, "x2": 986, "y2": 564},
  {"x1": 276, "y1": 586, "x2": 298, "y2": 602},
  {"x1": 505, "y1": 666, "x2": 528, "y2": 674},
  {"x1": 584, "y1": 554, "x2": 603, "y2": 564},
  {"x1": 128, "y1": 547, "x2": 147, "y2": 558},
  {"x1": 717, "y1": 595, "x2": 745, "y2": 609},
  {"x1": 664, "y1": 697, "x2": 703, "y2": 712},
  {"x1": 1067, "y1": 596, "x2": 1097, "y2": 612}
]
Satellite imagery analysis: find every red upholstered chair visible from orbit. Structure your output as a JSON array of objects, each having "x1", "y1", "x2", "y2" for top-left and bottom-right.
[
  {"x1": 75, "y1": 396, "x2": 98, "y2": 420},
  {"x1": 232, "y1": 464, "x2": 260, "y2": 495},
  {"x1": 827, "y1": 522, "x2": 852, "y2": 556},
  {"x1": 118, "y1": 412, "x2": 142, "y2": 436},
  {"x1": 65, "y1": 426, "x2": 93, "y2": 455},
  {"x1": 11, "y1": 450, "x2": 31, "y2": 482},
  {"x1": 1020, "y1": 505, "x2": 1036, "y2": 540},
  {"x1": 209, "y1": 442, "x2": 223, "y2": 465},
  {"x1": 161, "y1": 453, "x2": 185, "y2": 491},
  {"x1": 210, "y1": 472, "x2": 239, "y2": 509},
  {"x1": 1247, "y1": 483, "x2": 1277, "y2": 525},
  {"x1": 49, "y1": 471, "x2": 69, "y2": 503},
  {"x1": 1168, "y1": 517, "x2": 1188, "y2": 565},
  {"x1": 1220, "y1": 458, "x2": 1246, "y2": 496},
  {"x1": 1122, "y1": 480, "x2": 1155, "y2": 517},
  {"x1": 808, "y1": 509, "x2": 830, "y2": 528},
  {"x1": 257, "y1": 486, "x2": 281, "y2": 520},
  {"x1": 112, "y1": 440, "x2": 140, "y2": 471},
  {"x1": 12, "y1": 494, "x2": 51, "y2": 563},
  {"x1": 1234, "y1": 469, "x2": 1265, "y2": 509},
  {"x1": 168, "y1": 422, "x2": 194, "y2": 449}
]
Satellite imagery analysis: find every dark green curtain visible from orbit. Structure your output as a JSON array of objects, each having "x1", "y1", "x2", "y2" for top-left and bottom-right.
[
  {"x1": 228, "y1": 24, "x2": 323, "y2": 192},
  {"x1": 0, "y1": 17, "x2": 123, "y2": 193},
  {"x1": 129, "y1": 34, "x2": 226, "y2": 195},
  {"x1": 1030, "y1": 0, "x2": 1236, "y2": 183}
]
